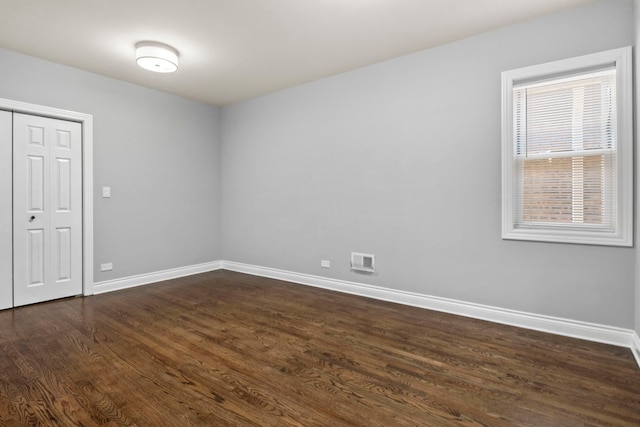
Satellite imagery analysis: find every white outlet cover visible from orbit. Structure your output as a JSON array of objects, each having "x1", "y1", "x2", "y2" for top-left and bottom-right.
[{"x1": 321, "y1": 260, "x2": 331, "y2": 268}]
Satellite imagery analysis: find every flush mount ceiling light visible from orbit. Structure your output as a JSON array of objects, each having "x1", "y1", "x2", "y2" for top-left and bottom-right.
[{"x1": 135, "y1": 41, "x2": 179, "y2": 73}]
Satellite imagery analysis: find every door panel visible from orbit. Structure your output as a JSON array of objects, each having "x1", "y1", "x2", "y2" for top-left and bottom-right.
[
  {"x1": 56, "y1": 158, "x2": 71, "y2": 210},
  {"x1": 13, "y1": 113, "x2": 82, "y2": 306},
  {"x1": 56, "y1": 227, "x2": 72, "y2": 281},
  {"x1": 28, "y1": 155, "x2": 45, "y2": 211},
  {"x1": 28, "y1": 229, "x2": 45, "y2": 286}
]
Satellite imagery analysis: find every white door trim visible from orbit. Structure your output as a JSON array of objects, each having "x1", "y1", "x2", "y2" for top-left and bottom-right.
[{"x1": 0, "y1": 98, "x2": 94, "y2": 297}]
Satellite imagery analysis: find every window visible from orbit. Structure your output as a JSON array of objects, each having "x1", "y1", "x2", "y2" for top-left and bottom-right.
[{"x1": 502, "y1": 47, "x2": 632, "y2": 246}]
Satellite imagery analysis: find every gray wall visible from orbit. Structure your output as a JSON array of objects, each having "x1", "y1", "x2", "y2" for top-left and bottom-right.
[
  {"x1": 0, "y1": 48, "x2": 222, "y2": 284},
  {"x1": 221, "y1": 0, "x2": 636, "y2": 328}
]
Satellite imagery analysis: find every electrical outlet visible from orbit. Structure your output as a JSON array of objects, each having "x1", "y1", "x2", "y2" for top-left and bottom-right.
[
  {"x1": 321, "y1": 260, "x2": 331, "y2": 268},
  {"x1": 102, "y1": 186, "x2": 111, "y2": 198},
  {"x1": 100, "y1": 262, "x2": 113, "y2": 272}
]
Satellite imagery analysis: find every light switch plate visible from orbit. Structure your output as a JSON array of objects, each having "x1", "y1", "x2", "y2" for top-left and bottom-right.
[{"x1": 102, "y1": 186, "x2": 111, "y2": 198}]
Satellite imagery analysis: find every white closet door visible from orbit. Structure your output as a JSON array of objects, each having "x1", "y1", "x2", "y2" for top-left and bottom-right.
[
  {"x1": 13, "y1": 113, "x2": 82, "y2": 306},
  {"x1": 0, "y1": 110, "x2": 12, "y2": 310}
]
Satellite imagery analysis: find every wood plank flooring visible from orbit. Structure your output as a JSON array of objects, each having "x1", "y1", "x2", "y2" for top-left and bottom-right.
[{"x1": 0, "y1": 270, "x2": 638, "y2": 426}]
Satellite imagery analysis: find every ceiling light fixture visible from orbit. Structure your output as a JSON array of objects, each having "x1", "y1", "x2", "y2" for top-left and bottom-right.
[{"x1": 135, "y1": 41, "x2": 179, "y2": 73}]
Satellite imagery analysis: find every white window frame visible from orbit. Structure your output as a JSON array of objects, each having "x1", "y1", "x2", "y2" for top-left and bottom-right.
[{"x1": 501, "y1": 47, "x2": 632, "y2": 246}]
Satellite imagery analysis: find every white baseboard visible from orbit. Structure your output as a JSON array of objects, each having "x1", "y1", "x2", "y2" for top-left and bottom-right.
[
  {"x1": 222, "y1": 261, "x2": 639, "y2": 355},
  {"x1": 92, "y1": 261, "x2": 223, "y2": 295},
  {"x1": 88, "y1": 259, "x2": 640, "y2": 369}
]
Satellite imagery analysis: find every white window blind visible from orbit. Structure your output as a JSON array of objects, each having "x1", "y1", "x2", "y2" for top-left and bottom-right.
[{"x1": 512, "y1": 69, "x2": 616, "y2": 231}]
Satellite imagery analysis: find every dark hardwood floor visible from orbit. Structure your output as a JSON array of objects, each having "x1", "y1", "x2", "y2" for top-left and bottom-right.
[{"x1": 0, "y1": 270, "x2": 638, "y2": 426}]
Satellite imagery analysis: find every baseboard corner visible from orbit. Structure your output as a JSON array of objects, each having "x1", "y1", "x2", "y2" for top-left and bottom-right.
[{"x1": 631, "y1": 331, "x2": 640, "y2": 369}]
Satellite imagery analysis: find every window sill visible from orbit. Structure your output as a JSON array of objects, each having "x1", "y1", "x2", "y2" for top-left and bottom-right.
[{"x1": 502, "y1": 227, "x2": 632, "y2": 247}]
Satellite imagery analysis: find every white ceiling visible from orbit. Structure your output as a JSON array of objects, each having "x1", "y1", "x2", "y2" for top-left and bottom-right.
[{"x1": 0, "y1": 0, "x2": 595, "y2": 106}]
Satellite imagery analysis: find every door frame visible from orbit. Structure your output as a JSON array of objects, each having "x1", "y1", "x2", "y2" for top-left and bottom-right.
[{"x1": 1, "y1": 98, "x2": 94, "y2": 297}]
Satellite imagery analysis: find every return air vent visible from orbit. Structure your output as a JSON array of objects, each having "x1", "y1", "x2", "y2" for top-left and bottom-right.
[{"x1": 351, "y1": 252, "x2": 375, "y2": 273}]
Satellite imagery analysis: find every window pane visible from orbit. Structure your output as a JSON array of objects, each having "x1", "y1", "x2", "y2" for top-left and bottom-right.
[
  {"x1": 514, "y1": 71, "x2": 616, "y2": 157},
  {"x1": 520, "y1": 155, "x2": 610, "y2": 226}
]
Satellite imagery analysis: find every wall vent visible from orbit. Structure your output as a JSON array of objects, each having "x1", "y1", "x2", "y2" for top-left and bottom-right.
[{"x1": 351, "y1": 252, "x2": 375, "y2": 273}]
